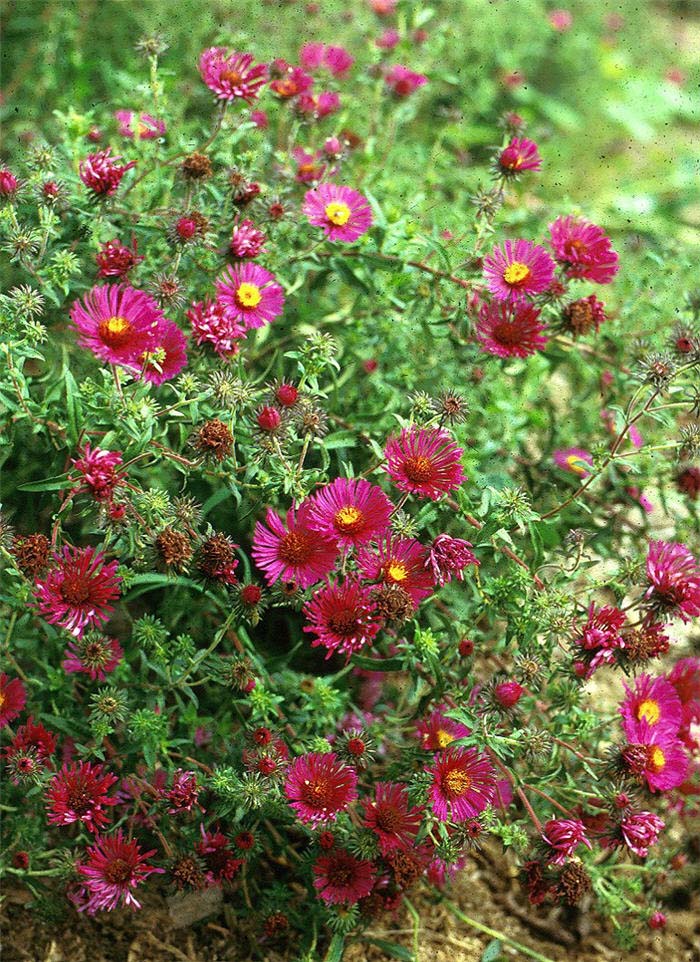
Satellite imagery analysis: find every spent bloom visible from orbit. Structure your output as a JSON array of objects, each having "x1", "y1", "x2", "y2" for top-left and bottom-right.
[
  {"x1": 313, "y1": 849, "x2": 375, "y2": 904},
  {"x1": 428, "y1": 746, "x2": 496, "y2": 822},
  {"x1": 78, "y1": 830, "x2": 162, "y2": 912},
  {"x1": 0, "y1": 674, "x2": 26, "y2": 728},
  {"x1": 70, "y1": 284, "x2": 163, "y2": 369},
  {"x1": 542, "y1": 818, "x2": 592, "y2": 865},
  {"x1": 33, "y1": 545, "x2": 121, "y2": 638},
  {"x1": 385, "y1": 64, "x2": 428, "y2": 96},
  {"x1": 79, "y1": 148, "x2": 136, "y2": 196},
  {"x1": 549, "y1": 216, "x2": 619, "y2": 284},
  {"x1": 71, "y1": 445, "x2": 125, "y2": 503},
  {"x1": 497, "y1": 137, "x2": 542, "y2": 175},
  {"x1": 284, "y1": 752, "x2": 358, "y2": 824},
  {"x1": 251, "y1": 502, "x2": 338, "y2": 589},
  {"x1": 229, "y1": 220, "x2": 267, "y2": 259},
  {"x1": 47, "y1": 762, "x2": 118, "y2": 833},
  {"x1": 619, "y1": 811, "x2": 665, "y2": 858},
  {"x1": 187, "y1": 298, "x2": 246, "y2": 357},
  {"x1": 476, "y1": 301, "x2": 548, "y2": 358},
  {"x1": 96, "y1": 238, "x2": 143, "y2": 279},
  {"x1": 306, "y1": 477, "x2": 393, "y2": 548},
  {"x1": 427, "y1": 534, "x2": 479, "y2": 586},
  {"x1": 303, "y1": 184, "x2": 373, "y2": 242},
  {"x1": 645, "y1": 540, "x2": 700, "y2": 622},
  {"x1": 620, "y1": 674, "x2": 682, "y2": 743},
  {"x1": 216, "y1": 262, "x2": 285, "y2": 330},
  {"x1": 385, "y1": 425, "x2": 465, "y2": 500},
  {"x1": 198, "y1": 47, "x2": 268, "y2": 102},
  {"x1": 483, "y1": 239, "x2": 556, "y2": 303},
  {"x1": 303, "y1": 578, "x2": 382, "y2": 660}
]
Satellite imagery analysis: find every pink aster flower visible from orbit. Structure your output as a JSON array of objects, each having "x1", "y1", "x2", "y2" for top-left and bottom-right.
[
  {"x1": 622, "y1": 734, "x2": 689, "y2": 793},
  {"x1": 306, "y1": 477, "x2": 393, "y2": 548},
  {"x1": 476, "y1": 300, "x2": 548, "y2": 358},
  {"x1": 78, "y1": 830, "x2": 162, "y2": 912},
  {"x1": 47, "y1": 761, "x2": 118, "y2": 832},
  {"x1": 363, "y1": 782, "x2": 423, "y2": 855},
  {"x1": 494, "y1": 680, "x2": 524, "y2": 708},
  {"x1": 0, "y1": 168, "x2": 20, "y2": 198},
  {"x1": 376, "y1": 28, "x2": 401, "y2": 50},
  {"x1": 187, "y1": 298, "x2": 246, "y2": 357},
  {"x1": 483, "y1": 239, "x2": 556, "y2": 303},
  {"x1": 549, "y1": 9, "x2": 573, "y2": 31},
  {"x1": 284, "y1": 752, "x2": 358, "y2": 824},
  {"x1": 0, "y1": 674, "x2": 26, "y2": 728},
  {"x1": 619, "y1": 810, "x2": 665, "y2": 857},
  {"x1": 216, "y1": 262, "x2": 285, "y2": 330},
  {"x1": 138, "y1": 320, "x2": 188, "y2": 385},
  {"x1": 96, "y1": 237, "x2": 143, "y2": 279},
  {"x1": 553, "y1": 447, "x2": 593, "y2": 477},
  {"x1": 270, "y1": 62, "x2": 314, "y2": 98},
  {"x1": 303, "y1": 183, "x2": 373, "y2": 242},
  {"x1": 292, "y1": 146, "x2": 327, "y2": 183},
  {"x1": 196, "y1": 827, "x2": 243, "y2": 884},
  {"x1": 63, "y1": 634, "x2": 123, "y2": 681},
  {"x1": 303, "y1": 578, "x2": 382, "y2": 660},
  {"x1": 426, "y1": 534, "x2": 479, "y2": 586},
  {"x1": 416, "y1": 707, "x2": 470, "y2": 751},
  {"x1": 114, "y1": 110, "x2": 166, "y2": 139},
  {"x1": 497, "y1": 137, "x2": 542, "y2": 175},
  {"x1": 70, "y1": 284, "x2": 163, "y2": 368},
  {"x1": 71, "y1": 445, "x2": 125, "y2": 502},
  {"x1": 163, "y1": 770, "x2": 201, "y2": 814},
  {"x1": 198, "y1": 48, "x2": 268, "y2": 103},
  {"x1": 296, "y1": 90, "x2": 341, "y2": 118},
  {"x1": 313, "y1": 848, "x2": 375, "y2": 904},
  {"x1": 542, "y1": 818, "x2": 591, "y2": 865},
  {"x1": 5, "y1": 716, "x2": 57, "y2": 768},
  {"x1": 646, "y1": 541, "x2": 700, "y2": 622},
  {"x1": 33, "y1": 545, "x2": 121, "y2": 638},
  {"x1": 385, "y1": 64, "x2": 428, "y2": 96},
  {"x1": 300, "y1": 42, "x2": 325, "y2": 71},
  {"x1": 666, "y1": 658, "x2": 700, "y2": 749},
  {"x1": 385, "y1": 426, "x2": 465, "y2": 500},
  {"x1": 79, "y1": 148, "x2": 135, "y2": 196},
  {"x1": 323, "y1": 45, "x2": 355, "y2": 75},
  {"x1": 358, "y1": 535, "x2": 434, "y2": 607},
  {"x1": 549, "y1": 216, "x2": 619, "y2": 284},
  {"x1": 251, "y1": 502, "x2": 338, "y2": 589},
  {"x1": 428, "y1": 746, "x2": 496, "y2": 822},
  {"x1": 229, "y1": 219, "x2": 267, "y2": 259}
]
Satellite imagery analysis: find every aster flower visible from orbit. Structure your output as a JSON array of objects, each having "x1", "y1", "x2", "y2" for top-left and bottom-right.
[
  {"x1": 476, "y1": 301, "x2": 548, "y2": 358},
  {"x1": 426, "y1": 534, "x2": 479, "y2": 586},
  {"x1": 270, "y1": 62, "x2": 314, "y2": 98},
  {"x1": 553, "y1": 447, "x2": 593, "y2": 477},
  {"x1": 496, "y1": 137, "x2": 542, "y2": 176},
  {"x1": 229, "y1": 219, "x2": 267, "y2": 259},
  {"x1": 163, "y1": 770, "x2": 201, "y2": 814},
  {"x1": 622, "y1": 734, "x2": 689, "y2": 793},
  {"x1": 666, "y1": 658, "x2": 700, "y2": 749},
  {"x1": 645, "y1": 540, "x2": 700, "y2": 622},
  {"x1": 114, "y1": 110, "x2": 166, "y2": 140},
  {"x1": 620, "y1": 673, "x2": 682, "y2": 743},
  {"x1": 302, "y1": 184, "x2": 373, "y2": 242},
  {"x1": 78, "y1": 830, "x2": 162, "y2": 912},
  {"x1": 0, "y1": 168, "x2": 20, "y2": 198},
  {"x1": 428, "y1": 746, "x2": 496, "y2": 822},
  {"x1": 677, "y1": 466, "x2": 700, "y2": 500},
  {"x1": 483, "y1": 239, "x2": 556, "y2": 303},
  {"x1": 196, "y1": 827, "x2": 243, "y2": 884},
  {"x1": 96, "y1": 237, "x2": 143, "y2": 279},
  {"x1": 216, "y1": 262, "x2": 285, "y2": 330},
  {"x1": 618, "y1": 810, "x2": 665, "y2": 857},
  {"x1": 296, "y1": 90, "x2": 341, "y2": 118},
  {"x1": 573, "y1": 603, "x2": 627, "y2": 677},
  {"x1": 303, "y1": 578, "x2": 382, "y2": 660},
  {"x1": 168, "y1": 211, "x2": 209, "y2": 247},
  {"x1": 70, "y1": 284, "x2": 163, "y2": 368},
  {"x1": 33, "y1": 545, "x2": 121, "y2": 638},
  {"x1": 313, "y1": 848, "x2": 375, "y2": 904},
  {"x1": 196, "y1": 533, "x2": 239, "y2": 584},
  {"x1": 251, "y1": 502, "x2": 338, "y2": 589},
  {"x1": 306, "y1": 477, "x2": 393, "y2": 548},
  {"x1": 363, "y1": 783, "x2": 423, "y2": 856},
  {"x1": 384, "y1": 426, "x2": 465, "y2": 500},
  {"x1": 47, "y1": 761, "x2": 118, "y2": 832},
  {"x1": 0, "y1": 674, "x2": 26, "y2": 728},
  {"x1": 549, "y1": 216, "x2": 620, "y2": 284},
  {"x1": 4, "y1": 717, "x2": 57, "y2": 782},
  {"x1": 79, "y1": 148, "x2": 136, "y2": 197},
  {"x1": 542, "y1": 818, "x2": 592, "y2": 865},
  {"x1": 385, "y1": 64, "x2": 428, "y2": 96},
  {"x1": 561, "y1": 294, "x2": 608, "y2": 336},
  {"x1": 292, "y1": 146, "x2": 327, "y2": 183},
  {"x1": 188, "y1": 298, "x2": 246, "y2": 357},
  {"x1": 139, "y1": 320, "x2": 188, "y2": 385},
  {"x1": 358, "y1": 535, "x2": 433, "y2": 607},
  {"x1": 71, "y1": 445, "x2": 125, "y2": 502},
  {"x1": 63, "y1": 634, "x2": 123, "y2": 681},
  {"x1": 416, "y1": 707, "x2": 471, "y2": 751},
  {"x1": 198, "y1": 47, "x2": 268, "y2": 103},
  {"x1": 285, "y1": 752, "x2": 357, "y2": 824}
]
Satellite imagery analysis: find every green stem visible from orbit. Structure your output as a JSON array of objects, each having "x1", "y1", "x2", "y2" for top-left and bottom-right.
[{"x1": 440, "y1": 897, "x2": 560, "y2": 962}]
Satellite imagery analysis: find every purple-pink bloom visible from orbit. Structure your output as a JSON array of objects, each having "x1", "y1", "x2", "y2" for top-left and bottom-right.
[
  {"x1": 198, "y1": 47, "x2": 268, "y2": 103},
  {"x1": 62, "y1": 635, "x2": 123, "y2": 681},
  {"x1": 476, "y1": 301, "x2": 548, "y2": 357},
  {"x1": 620, "y1": 810, "x2": 665, "y2": 857},
  {"x1": 78, "y1": 830, "x2": 162, "y2": 912},
  {"x1": 251, "y1": 502, "x2": 338, "y2": 589},
  {"x1": 302, "y1": 183, "x2": 373, "y2": 242},
  {"x1": 549, "y1": 216, "x2": 619, "y2": 284},
  {"x1": 139, "y1": 320, "x2": 188, "y2": 385},
  {"x1": 216, "y1": 262, "x2": 285, "y2": 330},
  {"x1": 497, "y1": 137, "x2": 542, "y2": 175},
  {"x1": 306, "y1": 477, "x2": 393, "y2": 548},
  {"x1": 385, "y1": 64, "x2": 428, "y2": 96},
  {"x1": 483, "y1": 239, "x2": 556, "y2": 303},
  {"x1": 47, "y1": 762, "x2": 118, "y2": 833},
  {"x1": 71, "y1": 445, "x2": 125, "y2": 502},
  {"x1": 358, "y1": 535, "x2": 434, "y2": 607},
  {"x1": 33, "y1": 545, "x2": 121, "y2": 638},
  {"x1": 385, "y1": 426, "x2": 465, "y2": 500},
  {"x1": 646, "y1": 540, "x2": 700, "y2": 622},
  {"x1": 427, "y1": 534, "x2": 479, "y2": 586},
  {"x1": 428, "y1": 746, "x2": 496, "y2": 822},
  {"x1": 187, "y1": 298, "x2": 246, "y2": 357},
  {"x1": 79, "y1": 149, "x2": 135, "y2": 196},
  {"x1": 313, "y1": 849, "x2": 375, "y2": 904},
  {"x1": 229, "y1": 219, "x2": 267, "y2": 259},
  {"x1": 70, "y1": 284, "x2": 163, "y2": 368},
  {"x1": 553, "y1": 447, "x2": 593, "y2": 477},
  {"x1": 284, "y1": 752, "x2": 357, "y2": 823},
  {"x1": 303, "y1": 578, "x2": 382, "y2": 660},
  {"x1": 114, "y1": 110, "x2": 166, "y2": 139},
  {"x1": 542, "y1": 818, "x2": 591, "y2": 865}
]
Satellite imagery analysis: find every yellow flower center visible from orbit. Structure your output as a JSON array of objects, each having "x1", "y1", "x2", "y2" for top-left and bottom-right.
[
  {"x1": 637, "y1": 699, "x2": 661, "y2": 725},
  {"x1": 0, "y1": 692, "x2": 5, "y2": 709},
  {"x1": 503, "y1": 261, "x2": 531, "y2": 285},
  {"x1": 325, "y1": 201, "x2": 351, "y2": 226},
  {"x1": 435, "y1": 729, "x2": 455, "y2": 749},
  {"x1": 649, "y1": 746, "x2": 666, "y2": 770},
  {"x1": 565, "y1": 454, "x2": 589, "y2": 475},
  {"x1": 236, "y1": 282, "x2": 262, "y2": 308},
  {"x1": 385, "y1": 561, "x2": 408, "y2": 583},
  {"x1": 444, "y1": 769, "x2": 472, "y2": 797},
  {"x1": 334, "y1": 505, "x2": 364, "y2": 533},
  {"x1": 98, "y1": 315, "x2": 132, "y2": 348}
]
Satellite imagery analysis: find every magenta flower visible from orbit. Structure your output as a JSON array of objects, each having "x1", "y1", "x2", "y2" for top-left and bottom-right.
[
  {"x1": 549, "y1": 9, "x2": 573, "y2": 31},
  {"x1": 549, "y1": 216, "x2": 619, "y2": 284},
  {"x1": 196, "y1": 827, "x2": 243, "y2": 884},
  {"x1": 385, "y1": 426, "x2": 465, "y2": 500},
  {"x1": 78, "y1": 830, "x2": 162, "y2": 912},
  {"x1": 114, "y1": 110, "x2": 166, "y2": 139},
  {"x1": 542, "y1": 818, "x2": 591, "y2": 865},
  {"x1": 299, "y1": 42, "x2": 325, "y2": 71},
  {"x1": 187, "y1": 298, "x2": 246, "y2": 357},
  {"x1": 163, "y1": 770, "x2": 201, "y2": 815},
  {"x1": 292, "y1": 147, "x2": 327, "y2": 183},
  {"x1": 63, "y1": 635, "x2": 123, "y2": 681},
  {"x1": 313, "y1": 849, "x2": 375, "y2": 904},
  {"x1": 363, "y1": 782, "x2": 423, "y2": 855},
  {"x1": 0, "y1": 673, "x2": 26, "y2": 728},
  {"x1": 79, "y1": 148, "x2": 135, "y2": 196},
  {"x1": 303, "y1": 578, "x2": 382, "y2": 660},
  {"x1": 0, "y1": 167, "x2": 20, "y2": 198},
  {"x1": 483, "y1": 239, "x2": 556, "y2": 303},
  {"x1": 229, "y1": 219, "x2": 267, "y2": 259},
  {"x1": 573, "y1": 603, "x2": 627, "y2": 677},
  {"x1": 553, "y1": 447, "x2": 593, "y2": 477},
  {"x1": 96, "y1": 238, "x2": 143, "y2": 279},
  {"x1": 284, "y1": 752, "x2": 357, "y2": 824},
  {"x1": 5, "y1": 716, "x2": 57, "y2": 770},
  {"x1": 358, "y1": 535, "x2": 434, "y2": 607},
  {"x1": 385, "y1": 64, "x2": 428, "y2": 96},
  {"x1": 620, "y1": 674, "x2": 682, "y2": 743},
  {"x1": 620, "y1": 811, "x2": 665, "y2": 857},
  {"x1": 296, "y1": 90, "x2": 341, "y2": 118},
  {"x1": 428, "y1": 746, "x2": 496, "y2": 822},
  {"x1": 426, "y1": 534, "x2": 479, "y2": 586},
  {"x1": 198, "y1": 47, "x2": 268, "y2": 103},
  {"x1": 251, "y1": 503, "x2": 338, "y2": 589},
  {"x1": 306, "y1": 477, "x2": 393, "y2": 548},
  {"x1": 303, "y1": 183, "x2": 373, "y2": 242},
  {"x1": 622, "y1": 733, "x2": 689, "y2": 793},
  {"x1": 70, "y1": 284, "x2": 163, "y2": 368},
  {"x1": 270, "y1": 62, "x2": 314, "y2": 98},
  {"x1": 47, "y1": 762, "x2": 118, "y2": 833},
  {"x1": 416, "y1": 707, "x2": 470, "y2": 751},
  {"x1": 494, "y1": 680, "x2": 524, "y2": 708},
  {"x1": 646, "y1": 540, "x2": 700, "y2": 622},
  {"x1": 216, "y1": 262, "x2": 285, "y2": 330},
  {"x1": 71, "y1": 445, "x2": 125, "y2": 502},
  {"x1": 33, "y1": 545, "x2": 121, "y2": 638},
  {"x1": 497, "y1": 137, "x2": 542, "y2": 175},
  {"x1": 376, "y1": 28, "x2": 400, "y2": 50},
  {"x1": 139, "y1": 320, "x2": 188, "y2": 385},
  {"x1": 476, "y1": 301, "x2": 548, "y2": 358},
  {"x1": 666, "y1": 658, "x2": 700, "y2": 749}
]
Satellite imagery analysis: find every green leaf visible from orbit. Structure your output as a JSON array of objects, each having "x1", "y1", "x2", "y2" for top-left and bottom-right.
[
  {"x1": 64, "y1": 368, "x2": 83, "y2": 445},
  {"x1": 18, "y1": 474, "x2": 69, "y2": 492},
  {"x1": 364, "y1": 938, "x2": 415, "y2": 961},
  {"x1": 481, "y1": 939, "x2": 504, "y2": 962},
  {"x1": 351, "y1": 654, "x2": 405, "y2": 672},
  {"x1": 324, "y1": 933, "x2": 345, "y2": 962}
]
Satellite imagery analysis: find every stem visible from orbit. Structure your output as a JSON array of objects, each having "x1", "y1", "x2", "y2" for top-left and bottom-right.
[{"x1": 439, "y1": 897, "x2": 560, "y2": 962}]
